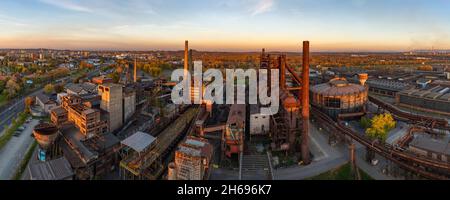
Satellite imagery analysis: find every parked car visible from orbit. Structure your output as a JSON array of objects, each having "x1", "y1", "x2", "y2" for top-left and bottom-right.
[{"x1": 13, "y1": 131, "x2": 21, "y2": 137}]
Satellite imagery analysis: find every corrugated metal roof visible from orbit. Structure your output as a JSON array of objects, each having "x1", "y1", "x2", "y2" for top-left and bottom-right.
[
  {"x1": 121, "y1": 131, "x2": 156, "y2": 153},
  {"x1": 410, "y1": 134, "x2": 450, "y2": 156},
  {"x1": 29, "y1": 157, "x2": 74, "y2": 180}
]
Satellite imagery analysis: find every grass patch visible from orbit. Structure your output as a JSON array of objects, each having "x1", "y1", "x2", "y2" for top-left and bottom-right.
[
  {"x1": 309, "y1": 163, "x2": 374, "y2": 180},
  {"x1": 12, "y1": 140, "x2": 37, "y2": 180},
  {"x1": 0, "y1": 112, "x2": 30, "y2": 150}
]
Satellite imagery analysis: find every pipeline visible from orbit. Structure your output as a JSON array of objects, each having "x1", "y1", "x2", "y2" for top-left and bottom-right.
[
  {"x1": 311, "y1": 107, "x2": 450, "y2": 180},
  {"x1": 369, "y1": 95, "x2": 448, "y2": 130}
]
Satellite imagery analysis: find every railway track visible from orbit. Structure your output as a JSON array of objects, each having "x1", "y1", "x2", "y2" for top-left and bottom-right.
[
  {"x1": 369, "y1": 95, "x2": 449, "y2": 130},
  {"x1": 311, "y1": 107, "x2": 450, "y2": 180}
]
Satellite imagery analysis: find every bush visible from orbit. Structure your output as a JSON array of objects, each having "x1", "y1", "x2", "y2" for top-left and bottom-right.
[{"x1": 360, "y1": 117, "x2": 371, "y2": 129}]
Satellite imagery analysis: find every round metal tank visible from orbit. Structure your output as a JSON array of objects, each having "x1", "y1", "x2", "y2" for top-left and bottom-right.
[
  {"x1": 33, "y1": 123, "x2": 59, "y2": 150},
  {"x1": 310, "y1": 78, "x2": 368, "y2": 118},
  {"x1": 358, "y1": 73, "x2": 369, "y2": 86},
  {"x1": 167, "y1": 162, "x2": 177, "y2": 180}
]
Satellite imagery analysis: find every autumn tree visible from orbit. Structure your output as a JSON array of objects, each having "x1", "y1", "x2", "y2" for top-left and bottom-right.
[
  {"x1": 364, "y1": 113, "x2": 396, "y2": 162},
  {"x1": 365, "y1": 113, "x2": 396, "y2": 142},
  {"x1": 44, "y1": 83, "x2": 55, "y2": 94},
  {"x1": 418, "y1": 65, "x2": 433, "y2": 71},
  {"x1": 5, "y1": 78, "x2": 20, "y2": 99},
  {"x1": 25, "y1": 96, "x2": 34, "y2": 113},
  {"x1": 108, "y1": 72, "x2": 120, "y2": 83}
]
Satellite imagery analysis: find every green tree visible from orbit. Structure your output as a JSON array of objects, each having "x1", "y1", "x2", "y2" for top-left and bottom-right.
[
  {"x1": 360, "y1": 117, "x2": 372, "y2": 129},
  {"x1": 108, "y1": 72, "x2": 120, "y2": 83},
  {"x1": 44, "y1": 84, "x2": 55, "y2": 94},
  {"x1": 54, "y1": 84, "x2": 64, "y2": 93},
  {"x1": 365, "y1": 113, "x2": 396, "y2": 142}
]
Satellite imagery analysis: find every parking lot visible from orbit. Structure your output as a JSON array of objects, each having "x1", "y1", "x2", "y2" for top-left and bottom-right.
[{"x1": 0, "y1": 118, "x2": 39, "y2": 180}]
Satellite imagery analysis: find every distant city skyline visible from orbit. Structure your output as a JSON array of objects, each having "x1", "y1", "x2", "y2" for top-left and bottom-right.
[{"x1": 1, "y1": 0, "x2": 450, "y2": 52}]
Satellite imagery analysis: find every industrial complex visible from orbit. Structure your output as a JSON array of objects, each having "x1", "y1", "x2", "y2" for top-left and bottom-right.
[{"x1": 0, "y1": 40, "x2": 449, "y2": 181}]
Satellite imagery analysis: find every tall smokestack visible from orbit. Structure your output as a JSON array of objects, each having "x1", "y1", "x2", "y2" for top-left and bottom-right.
[
  {"x1": 280, "y1": 55, "x2": 286, "y2": 90},
  {"x1": 189, "y1": 49, "x2": 193, "y2": 71},
  {"x1": 301, "y1": 41, "x2": 311, "y2": 165},
  {"x1": 134, "y1": 57, "x2": 137, "y2": 83},
  {"x1": 184, "y1": 40, "x2": 189, "y2": 78}
]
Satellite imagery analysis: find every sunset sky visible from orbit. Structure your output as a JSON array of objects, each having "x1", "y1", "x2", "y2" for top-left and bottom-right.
[{"x1": 0, "y1": 0, "x2": 450, "y2": 51}]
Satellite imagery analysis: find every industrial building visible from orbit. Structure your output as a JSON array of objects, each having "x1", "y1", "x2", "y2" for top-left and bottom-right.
[
  {"x1": 35, "y1": 93, "x2": 57, "y2": 113},
  {"x1": 223, "y1": 104, "x2": 246, "y2": 158},
  {"x1": 53, "y1": 94, "x2": 109, "y2": 138},
  {"x1": 396, "y1": 84, "x2": 450, "y2": 116},
  {"x1": 367, "y1": 79, "x2": 412, "y2": 97},
  {"x1": 65, "y1": 82, "x2": 98, "y2": 96},
  {"x1": 168, "y1": 136, "x2": 213, "y2": 180},
  {"x1": 123, "y1": 87, "x2": 136, "y2": 124},
  {"x1": 33, "y1": 123, "x2": 61, "y2": 161},
  {"x1": 258, "y1": 42, "x2": 311, "y2": 163},
  {"x1": 66, "y1": 104, "x2": 108, "y2": 138},
  {"x1": 50, "y1": 106, "x2": 68, "y2": 126},
  {"x1": 28, "y1": 157, "x2": 74, "y2": 180},
  {"x1": 310, "y1": 76, "x2": 368, "y2": 119},
  {"x1": 119, "y1": 108, "x2": 198, "y2": 180},
  {"x1": 99, "y1": 83, "x2": 123, "y2": 133},
  {"x1": 409, "y1": 133, "x2": 450, "y2": 163},
  {"x1": 249, "y1": 104, "x2": 270, "y2": 137},
  {"x1": 59, "y1": 125, "x2": 120, "y2": 180}
]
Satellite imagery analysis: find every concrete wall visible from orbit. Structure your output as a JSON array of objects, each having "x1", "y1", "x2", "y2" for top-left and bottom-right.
[
  {"x1": 123, "y1": 92, "x2": 136, "y2": 124},
  {"x1": 99, "y1": 84, "x2": 123, "y2": 133},
  {"x1": 250, "y1": 113, "x2": 270, "y2": 135}
]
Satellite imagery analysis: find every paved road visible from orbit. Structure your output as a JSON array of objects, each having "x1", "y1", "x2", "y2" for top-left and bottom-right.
[
  {"x1": 0, "y1": 88, "x2": 44, "y2": 135},
  {"x1": 274, "y1": 122, "x2": 348, "y2": 180},
  {"x1": 274, "y1": 121, "x2": 400, "y2": 180},
  {"x1": 0, "y1": 119, "x2": 39, "y2": 180},
  {"x1": 354, "y1": 146, "x2": 400, "y2": 180}
]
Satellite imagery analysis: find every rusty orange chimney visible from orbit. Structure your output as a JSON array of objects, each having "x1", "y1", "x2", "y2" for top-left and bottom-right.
[
  {"x1": 184, "y1": 40, "x2": 189, "y2": 77},
  {"x1": 301, "y1": 41, "x2": 311, "y2": 165},
  {"x1": 280, "y1": 55, "x2": 286, "y2": 90},
  {"x1": 134, "y1": 57, "x2": 137, "y2": 83}
]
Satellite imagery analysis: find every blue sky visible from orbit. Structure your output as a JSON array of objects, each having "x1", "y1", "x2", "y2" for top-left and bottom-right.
[{"x1": 0, "y1": 0, "x2": 449, "y2": 51}]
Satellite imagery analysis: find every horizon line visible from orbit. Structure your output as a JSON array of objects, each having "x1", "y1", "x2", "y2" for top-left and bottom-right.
[{"x1": 2, "y1": 47, "x2": 443, "y2": 54}]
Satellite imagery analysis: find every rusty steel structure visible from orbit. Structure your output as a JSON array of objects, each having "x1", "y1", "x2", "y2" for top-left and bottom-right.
[
  {"x1": 312, "y1": 106, "x2": 450, "y2": 180},
  {"x1": 264, "y1": 41, "x2": 311, "y2": 164},
  {"x1": 120, "y1": 107, "x2": 199, "y2": 180},
  {"x1": 33, "y1": 123, "x2": 61, "y2": 161},
  {"x1": 184, "y1": 40, "x2": 190, "y2": 87},
  {"x1": 311, "y1": 77, "x2": 369, "y2": 120},
  {"x1": 301, "y1": 41, "x2": 311, "y2": 165},
  {"x1": 369, "y1": 95, "x2": 449, "y2": 130}
]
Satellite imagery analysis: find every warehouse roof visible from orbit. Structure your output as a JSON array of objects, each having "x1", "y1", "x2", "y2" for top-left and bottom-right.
[
  {"x1": 410, "y1": 134, "x2": 450, "y2": 156},
  {"x1": 28, "y1": 157, "x2": 74, "y2": 180},
  {"x1": 121, "y1": 131, "x2": 156, "y2": 153}
]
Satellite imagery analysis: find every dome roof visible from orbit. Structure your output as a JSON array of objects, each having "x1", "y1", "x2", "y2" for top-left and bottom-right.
[{"x1": 311, "y1": 78, "x2": 366, "y2": 96}]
